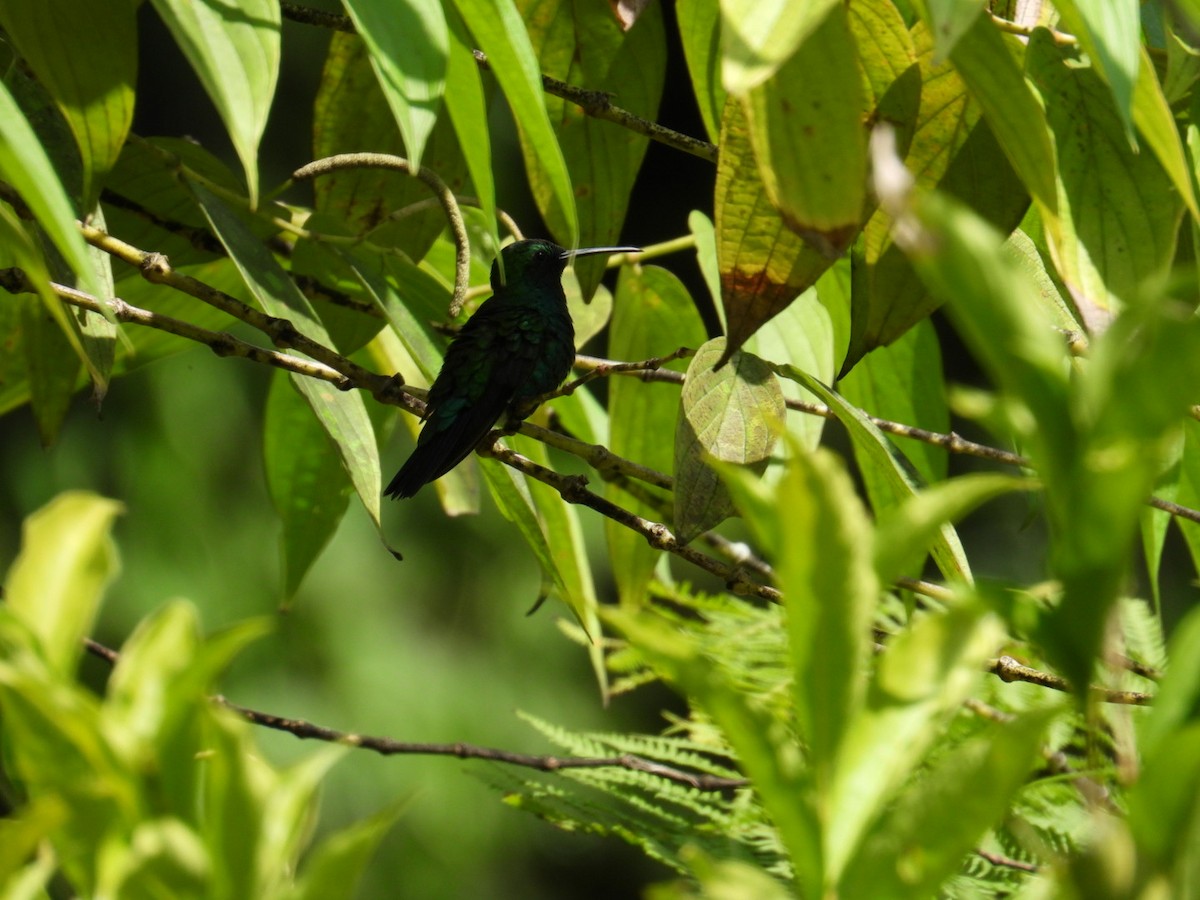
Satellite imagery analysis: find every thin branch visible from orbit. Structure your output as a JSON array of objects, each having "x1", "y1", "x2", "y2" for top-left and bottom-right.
[
  {"x1": 976, "y1": 848, "x2": 1040, "y2": 874},
  {"x1": 484, "y1": 51, "x2": 719, "y2": 164},
  {"x1": 988, "y1": 655, "x2": 1153, "y2": 705},
  {"x1": 0, "y1": 270, "x2": 353, "y2": 388},
  {"x1": 552, "y1": 347, "x2": 695, "y2": 402},
  {"x1": 573, "y1": 356, "x2": 1200, "y2": 527},
  {"x1": 81, "y1": 638, "x2": 747, "y2": 792},
  {"x1": 276, "y1": 2, "x2": 717, "y2": 164},
  {"x1": 293, "y1": 153, "x2": 471, "y2": 316},
  {"x1": 988, "y1": 13, "x2": 1078, "y2": 46},
  {"x1": 75, "y1": 221, "x2": 414, "y2": 408},
  {"x1": 479, "y1": 440, "x2": 782, "y2": 603},
  {"x1": 517, "y1": 420, "x2": 674, "y2": 491}
]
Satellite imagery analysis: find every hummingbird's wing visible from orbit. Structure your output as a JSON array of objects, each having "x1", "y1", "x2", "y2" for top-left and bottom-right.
[{"x1": 384, "y1": 302, "x2": 538, "y2": 498}]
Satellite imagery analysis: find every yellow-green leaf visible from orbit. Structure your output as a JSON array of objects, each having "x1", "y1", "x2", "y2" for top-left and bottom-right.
[
  {"x1": 674, "y1": 338, "x2": 785, "y2": 543},
  {"x1": 5, "y1": 492, "x2": 123, "y2": 677}
]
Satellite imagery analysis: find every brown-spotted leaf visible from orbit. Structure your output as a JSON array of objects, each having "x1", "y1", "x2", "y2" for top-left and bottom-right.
[
  {"x1": 741, "y1": 4, "x2": 866, "y2": 256},
  {"x1": 674, "y1": 338, "x2": 785, "y2": 544},
  {"x1": 716, "y1": 99, "x2": 831, "y2": 358}
]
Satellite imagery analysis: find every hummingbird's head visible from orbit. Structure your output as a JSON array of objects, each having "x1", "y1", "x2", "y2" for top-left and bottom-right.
[
  {"x1": 490, "y1": 239, "x2": 641, "y2": 291},
  {"x1": 490, "y1": 239, "x2": 570, "y2": 292}
]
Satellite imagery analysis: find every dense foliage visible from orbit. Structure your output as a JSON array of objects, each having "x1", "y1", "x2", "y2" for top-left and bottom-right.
[{"x1": 3, "y1": 0, "x2": 1200, "y2": 897}]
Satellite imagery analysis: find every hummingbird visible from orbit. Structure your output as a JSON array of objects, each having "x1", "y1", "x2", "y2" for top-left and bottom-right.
[{"x1": 385, "y1": 238, "x2": 638, "y2": 499}]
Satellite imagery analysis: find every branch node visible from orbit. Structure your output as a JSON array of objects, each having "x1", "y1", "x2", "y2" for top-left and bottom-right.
[{"x1": 140, "y1": 252, "x2": 172, "y2": 282}]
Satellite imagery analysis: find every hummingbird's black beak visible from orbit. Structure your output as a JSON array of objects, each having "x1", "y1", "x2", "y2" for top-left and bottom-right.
[{"x1": 559, "y1": 246, "x2": 641, "y2": 263}]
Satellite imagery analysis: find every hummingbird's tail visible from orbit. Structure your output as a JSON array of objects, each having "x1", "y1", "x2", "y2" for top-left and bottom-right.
[
  {"x1": 384, "y1": 439, "x2": 468, "y2": 499},
  {"x1": 383, "y1": 407, "x2": 498, "y2": 498}
]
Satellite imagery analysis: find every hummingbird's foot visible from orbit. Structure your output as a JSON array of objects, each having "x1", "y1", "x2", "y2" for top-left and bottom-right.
[{"x1": 497, "y1": 415, "x2": 523, "y2": 436}]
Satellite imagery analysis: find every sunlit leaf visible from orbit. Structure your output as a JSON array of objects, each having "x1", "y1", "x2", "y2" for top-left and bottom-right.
[
  {"x1": 149, "y1": 0, "x2": 279, "y2": 206},
  {"x1": 720, "y1": 0, "x2": 839, "y2": 92},
  {"x1": 0, "y1": 79, "x2": 103, "y2": 299},
  {"x1": 673, "y1": 338, "x2": 784, "y2": 543},
  {"x1": 771, "y1": 363, "x2": 972, "y2": 582},
  {"x1": 845, "y1": 20, "x2": 1028, "y2": 371},
  {"x1": 0, "y1": 0, "x2": 136, "y2": 210},
  {"x1": 341, "y1": 0, "x2": 447, "y2": 171},
  {"x1": 4, "y1": 491, "x2": 122, "y2": 677},
  {"x1": 1027, "y1": 31, "x2": 1184, "y2": 322},
  {"x1": 452, "y1": 0, "x2": 578, "y2": 245},
  {"x1": 677, "y1": 0, "x2": 725, "y2": 141}
]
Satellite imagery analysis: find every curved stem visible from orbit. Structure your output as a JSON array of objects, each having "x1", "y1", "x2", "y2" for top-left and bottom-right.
[{"x1": 294, "y1": 153, "x2": 471, "y2": 316}]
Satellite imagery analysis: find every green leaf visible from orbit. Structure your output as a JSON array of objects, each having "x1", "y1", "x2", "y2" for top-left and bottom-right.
[
  {"x1": 845, "y1": 20, "x2": 1028, "y2": 371},
  {"x1": 840, "y1": 318, "x2": 948, "y2": 488},
  {"x1": 897, "y1": 192, "x2": 1072, "y2": 478},
  {"x1": 16, "y1": 269, "x2": 81, "y2": 447},
  {"x1": 1132, "y1": 44, "x2": 1199, "y2": 222},
  {"x1": 517, "y1": 0, "x2": 664, "y2": 299},
  {"x1": 919, "y1": 0, "x2": 987, "y2": 61},
  {"x1": 677, "y1": 0, "x2": 725, "y2": 141},
  {"x1": 4, "y1": 491, "x2": 122, "y2": 677},
  {"x1": 1052, "y1": 0, "x2": 1140, "y2": 141},
  {"x1": 688, "y1": 210, "x2": 723, "y2": 325},
  {"x1": 286, "y1": 802, "x2": 406, "y2": 900},
  {"x1": 896, "y1": 183, "x2": 1200, "y2": 694},
  {"x1": 101, "y1": 136, "x2": 241, "y2": 268},
  {"x1": 452, "y1": 0, "x2": 578, "y2": 246},
  {"x1": 148, "y1": 0, "x2": 279, "y2": 206},
  {"x1": 1027, "y1": 31, "x2": 1184, "y2": 321},
  {"x1": 606, "y1": 265, "x2": 706, "y2": 603},
  {"x1": 824, "y1": 600, "x2": 1005, "y2": 883},
  {"x1": 0, "y1": 78, "x2": 103, "y2": 299},
  {"x1": 105, "y1": 602, "x2": 269, "y2": 768},
  {"x1": 771, "y1": 364, "x2": 972, "y2": 583},
  {"x1": 507, "y1": 434, "x2": 607, "y2": 688},
  {"x1": 72, "y1": 205, "x2": 118, "y2": 404},
  {"x1": 1138, "y1": 604, "x2": 1200, "y2": 758},
  {"x1": 720, "y1": 0, "x2": 839, "y2": 93},
  {"x1": 191, "y1": 183, "x2": 385, "y2": 536},
  {"x1": 0, "y1": 802, "x2": 61, "y2": 896},
  {"x1": 673, "y1": 338, "x2": 784, "y2": 543},
  {"x1": 343, "y1": 251, "x2": 448, "y2": 386},
  {"x1": 776, "y1": 449, "x2": 877, "y2": 801},
  {"x1": 341, "y1": 0, "x2": 447, "y2": 171},
  {"x1": 0, "y1": 0, "x2": 136, "y2": 210},
  {"x1": 746, "y1": 285, "x2": 835, "y2": 454},
  {"x1": 873, "y1": 473, "x2": 1033, "y2": 587},
  {"x1": 714, "y1": 99, "x2": 831, "y2": 355},
  {"x1": 264, "y1": 371, "x2": 352, "y2": 601},
  {"x1": 564, "y1": 272, "x2": 612, "y2": 349},
  {"x1": 444, "y1": 4, "x2": 497, "y2": 248},
  {"x1": 947, "y1": 12, "x2": 1058, "y2": 212},
  {"x1": 311, "y1": 31, "x2": 466, "y2": 262},
  {"x1": 841, "y1": 709, "x2": 1051, "y2": 899},
  {"x1": 602, "y1": 602, "x2": 821, "y2": 896},
  {"x1": 741, "y1": 4, "x2": 866, "y2": 257}
]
